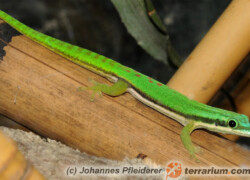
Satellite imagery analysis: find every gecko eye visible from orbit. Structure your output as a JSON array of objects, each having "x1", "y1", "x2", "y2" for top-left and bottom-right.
[{"x1": 228, "y1": 119, "x2": 237, "y2": 128}]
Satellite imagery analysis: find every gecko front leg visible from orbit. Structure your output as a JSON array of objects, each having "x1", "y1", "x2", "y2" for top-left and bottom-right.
[
  {"x1": 78, "y1": 79, "x2": 129, "y2": 100},
  {"x1": 181, "y1": 121, "x2": 201, "y2": 162}
]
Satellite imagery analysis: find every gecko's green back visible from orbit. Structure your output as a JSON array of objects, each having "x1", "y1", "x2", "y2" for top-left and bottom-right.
[{"x1": 1, "y1": 10, "x2": 249, "y2": 135}]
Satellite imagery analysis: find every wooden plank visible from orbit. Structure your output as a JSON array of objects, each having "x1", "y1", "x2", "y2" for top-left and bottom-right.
[
  {"x1": 0, "y1": 114, "x2": 30, "y2": 131},
  {"x1": 0, "y1": 19, "x2": 249, "y2": 171}
]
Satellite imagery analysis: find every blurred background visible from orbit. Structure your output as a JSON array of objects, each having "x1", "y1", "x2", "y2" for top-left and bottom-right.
[{"x1": 0, "y1": 0, "x2": 231, "y2": 82}]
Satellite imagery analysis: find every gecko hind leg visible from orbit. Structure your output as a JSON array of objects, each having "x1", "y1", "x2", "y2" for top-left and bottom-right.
[
  {"x1": 181, "y1": 121, "x2": 201, "y2": 162},
  {"x1": 78, "y1": 79, "x2": 129, "y2": 101}
]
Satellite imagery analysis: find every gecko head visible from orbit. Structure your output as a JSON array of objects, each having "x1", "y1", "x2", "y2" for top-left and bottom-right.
[
  {"x1": 224, "y1": 114, "x2": 250, "y2": 137},
  {"x1": 199, "y1": 113, "x2": 250, "y2": 137}
]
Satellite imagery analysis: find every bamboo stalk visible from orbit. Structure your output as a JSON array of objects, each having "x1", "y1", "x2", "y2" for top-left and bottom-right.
[
  {"x1": 167, "y1": 0, "x2": 250, "y2": 104},
  {"x1": 0, "y1": 131, "x2": 45, "y2": 179}
]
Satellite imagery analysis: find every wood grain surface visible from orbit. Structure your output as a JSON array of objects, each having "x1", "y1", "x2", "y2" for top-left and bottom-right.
[{"x1": 0, "y1": 19, "x2": 249, "y2": 175}]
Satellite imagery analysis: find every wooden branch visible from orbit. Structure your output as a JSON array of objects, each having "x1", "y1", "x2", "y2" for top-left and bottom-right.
[{"x1": 0, "y1": 19, "x2": 249, "y2": 168}]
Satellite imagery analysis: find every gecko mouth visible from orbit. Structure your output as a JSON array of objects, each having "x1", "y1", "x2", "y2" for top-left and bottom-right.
[
  {"x1": 232, "y1": 129, "x2": 250, "y2": 137},
  {"x1": 195, "y1": 122, "x2": 250, "y2": 137}
]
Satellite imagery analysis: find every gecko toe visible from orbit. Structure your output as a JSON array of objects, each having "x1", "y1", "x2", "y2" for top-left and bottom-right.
[
  {"x1": 78, "y1": 87, "x2": 87, "y2": 91},
  {"x1": 194, "y1": 146, "x2": 203, "y2": 154}
]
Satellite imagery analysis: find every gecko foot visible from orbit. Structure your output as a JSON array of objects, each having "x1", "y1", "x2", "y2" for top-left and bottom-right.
[
  {"x1": 188, "y1": 146, "x2": 203, "y2": 163},
  {"x1": 78, "y1": 79, "x2": 103, "y2": 101},
  {"x1": 78, "y1": 79, "x2": 128, "y2": 100},
  {"x1": 194, "y1": 146, "x2": 203, "y2": 155}
]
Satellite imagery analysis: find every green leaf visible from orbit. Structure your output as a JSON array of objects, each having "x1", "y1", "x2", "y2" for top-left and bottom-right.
[{"x1": 111, "y1": 0, "x2": 168, "y2": 64}]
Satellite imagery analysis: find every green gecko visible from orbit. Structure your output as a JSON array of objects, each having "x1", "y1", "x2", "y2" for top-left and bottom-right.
[{"x1": 0, "y1": 10, "x2": 249, "y2": 160}]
